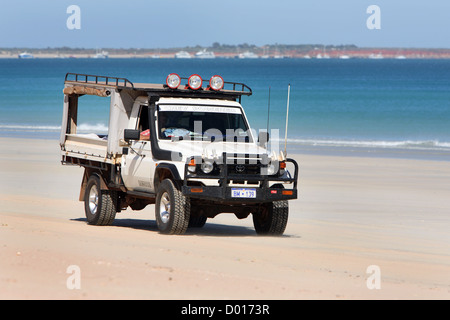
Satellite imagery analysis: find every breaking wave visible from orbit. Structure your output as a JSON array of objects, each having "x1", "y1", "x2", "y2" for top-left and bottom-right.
[
  {"x1": 77, "y1": 123, "x2": 108, "y2": 132},
  {"x1": 1, "y1": 123, "x2": 449, "y2": 151},
  {"x1": 0, "y1": 124, "x2": 61, "y2": 131},
  {"x1": 0, "y1": 123, "x2": 108, "y2": 132},
  {"x1": 283, "y1": 138, "x2": 450, "y2": 151}
]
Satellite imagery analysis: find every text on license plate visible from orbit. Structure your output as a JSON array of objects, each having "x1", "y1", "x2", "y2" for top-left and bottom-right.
[{"x1": 231, "y1": 188, "x2": 256, "y2": 198}]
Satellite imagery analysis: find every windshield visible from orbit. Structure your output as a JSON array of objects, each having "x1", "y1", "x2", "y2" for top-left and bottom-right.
[{"x1": 157, "y1": 106, "x2": 251, "y2": 142}]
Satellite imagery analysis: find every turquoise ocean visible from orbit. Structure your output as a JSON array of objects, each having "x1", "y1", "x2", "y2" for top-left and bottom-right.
[{"x1": 0, "y1": 58, "x2": 449, "y2": 160}]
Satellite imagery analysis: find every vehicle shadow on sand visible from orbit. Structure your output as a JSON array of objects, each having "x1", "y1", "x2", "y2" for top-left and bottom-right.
[{"x1": 71, "y1": 218, "x2": 263, "y2": 237}]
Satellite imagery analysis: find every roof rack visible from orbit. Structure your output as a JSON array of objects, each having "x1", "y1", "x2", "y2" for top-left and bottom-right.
[
  {"x1": 64, "y1": 73, "x2": 252, "y2": 99},
  {"x1": 65, "y1": 73, "x2": 134, "y2": 89}
]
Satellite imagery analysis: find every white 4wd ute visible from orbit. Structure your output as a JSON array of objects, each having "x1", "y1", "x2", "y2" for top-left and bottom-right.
[{"x1": 60, "y1": 73, "x2": 298, "y2": 235}]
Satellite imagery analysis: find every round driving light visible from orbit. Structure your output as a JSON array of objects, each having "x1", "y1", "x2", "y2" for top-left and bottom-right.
[
  {"x1": 188, "y1": 74, "x2": 202, "y2": 90},
  {"x1": 166, "y1": 73, "x2": 181, "y2": 89},
  {"x1": 201, "y1": 160, "x2": 214, "y2": 174},
  {"x1": 267, "y1": 163, "x2": 276, "y2": 176},
  {"x1": 209, "y1": 75, "x2": 224, "y2": 91}
]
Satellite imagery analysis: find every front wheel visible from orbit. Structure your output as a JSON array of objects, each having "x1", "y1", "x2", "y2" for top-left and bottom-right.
[
  {"x1": 84, "y1": 174, "x2": 117, "y2": 226},
  {"x1": 155, "y1": 179, "x2": 190, "y2": 234},
  {"x1": 252, "y1": 201, "x2": 288, "y2": 236},
  {"x1": 188, "y1": 215, "x2": 207, "y2": 228}
]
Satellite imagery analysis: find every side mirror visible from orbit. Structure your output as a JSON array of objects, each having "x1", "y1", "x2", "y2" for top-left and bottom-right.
[
  {"x1": 258, "y1": 132, "x2": 269, "y2": 147},
  {"x1": 124, "y1": 129, "x2": 140, "y2": 142}
]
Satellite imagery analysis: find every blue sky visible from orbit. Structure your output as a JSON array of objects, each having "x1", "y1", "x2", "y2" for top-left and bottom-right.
[{"x1": 1, "y1": 0, "x2": 449, "y2": 48}]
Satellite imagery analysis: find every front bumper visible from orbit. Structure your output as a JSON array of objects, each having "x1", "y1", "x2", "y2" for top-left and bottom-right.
[
  {"x1": 182, "y1": 154, "x2": 298, "y2": 203},
  {"x1": 182, "y1": 185, "x2": 297, "y2": 203}
]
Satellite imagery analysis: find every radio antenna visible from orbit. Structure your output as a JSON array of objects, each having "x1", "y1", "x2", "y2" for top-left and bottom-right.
[
  {"x1": 266, "y1": 86, "x2": 271, "y2": 133},
  {"x1": 284, "y1": 84, "x2": 291, "y2": 156}
]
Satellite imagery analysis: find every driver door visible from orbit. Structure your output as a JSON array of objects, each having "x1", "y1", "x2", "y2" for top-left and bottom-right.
[{"x1": 121, "y1": 105, "x2": 155, "y2": 193}]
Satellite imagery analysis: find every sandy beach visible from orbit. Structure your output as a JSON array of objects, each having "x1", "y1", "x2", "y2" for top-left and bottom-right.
[{"x1": 1, "y1": 137, "x2": 449, "y2": 300}]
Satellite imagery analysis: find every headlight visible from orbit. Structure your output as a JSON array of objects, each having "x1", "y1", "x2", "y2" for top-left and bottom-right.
[
  {"x1": 201, "y1": 160, "x2": 214, "y2": 174},
  {"x1": 267, "y1": 163, "x2": 276, "y2": 176}
]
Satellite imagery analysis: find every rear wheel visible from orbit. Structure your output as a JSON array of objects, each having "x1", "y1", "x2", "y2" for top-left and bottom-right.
[
  {"x1": 84, "y1": 175, "x2": 117, "y2": 226},
  {"x1": 252, "y1": 200, "x2": 288, "y2": 235},
  {"x1": 155, "y1": 179, "x2": 190, "y2": 234}
]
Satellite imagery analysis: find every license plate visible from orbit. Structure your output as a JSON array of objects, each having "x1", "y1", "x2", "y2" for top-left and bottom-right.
[{"x1": 231, "y1": 188, "x2": 256, "y2": 198}]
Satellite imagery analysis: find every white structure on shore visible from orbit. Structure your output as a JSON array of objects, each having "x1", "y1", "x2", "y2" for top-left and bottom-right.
[
  {"x1": 238, "y1": 51, "x2": 259, "y2": 59},
  {"x1": 316, "y1": 53, "x2": 330, "y2": 59},
  {"x1": 195, "y1": 49, "x2": 215, "y2": 59},
  {"x1": 369, "y1": 53, "x2": 384, "y2": 59},
  {"x1": 93, "y1": 50, "x2": 109, "y2": 59},
  {"x1": 175, "y1": 51, "x2": 192, "y2": 59},
  {"x1": 18, "y1": 52, "x2": 34, "y2": 59}
]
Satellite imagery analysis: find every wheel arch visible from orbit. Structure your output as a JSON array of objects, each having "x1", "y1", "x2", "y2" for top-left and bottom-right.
[
  {"x1": 79, "y1": 168, "x2": 109, "y2": 201},
  {"x1": 154, "y1": 163, "x2": 182, "y2": 191}
]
